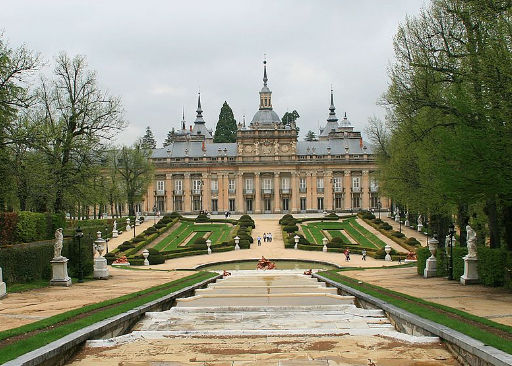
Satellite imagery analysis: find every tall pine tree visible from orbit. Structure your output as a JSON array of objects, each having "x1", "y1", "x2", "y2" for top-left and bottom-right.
[
  {"x1": 141, "y1": 126, "x2": 156, "y2": 149},
  {"x1": 213, "y1": 101, "x2": 237, "y2": 143},
  {"x1": 163, "y1": 129, "x2": 175, "y2": 147}
]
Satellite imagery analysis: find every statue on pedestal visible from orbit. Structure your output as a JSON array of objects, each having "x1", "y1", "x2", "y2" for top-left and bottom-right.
[
  {"x1": 113, "y1": 220, "x2": 117, "y2": 231},
  {"x1": 417, "y1": 214, "x2": 423, "y2": 226},
  {"x1": 54, "y1": 228, "x2": 64, "y2": 259},
  {"x1": 466, "y1": 225, "x2": 477, "y2": 258}
]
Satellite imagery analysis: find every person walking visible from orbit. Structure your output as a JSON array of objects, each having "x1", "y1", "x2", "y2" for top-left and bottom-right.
[
  {"x1": 347, "y1": 248, "x2": 351, "y2": 261},
  {"x1": 362, "y1": 249, "x2": 367, "y2": 261},
  {"x1": 257, "y1": 236, "x2": 262, "y2": 246},
  {"x1": 263, "y1": 233, "x2": 267, "y2": 242},
  {"x1": 268, "y1": 233, "x2": 272, "y2": 242}
]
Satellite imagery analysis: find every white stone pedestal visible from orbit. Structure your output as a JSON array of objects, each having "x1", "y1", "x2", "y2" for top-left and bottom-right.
[
  {"x1": 0, "y1": 267, "x2": 6, "y2": 298},
  {"x1": 384, "y1": 245, "x2": 392, "y2": 261},
  {"x1": 460, "y1": 256, "x2": 479, "y2": 285},
  {"x1": 94, "y1": 257, "x2": 109, "y2": 279},
  {"x1": 404, "y1": 220, "x2": 409, "y2": 227},
  {"x1": 50, "y1": 258, "x2": 72, "y2": 286},
  {"x1": 112, "y1": 229, "x2": 118, "y2": 238},
  {"x1": 423, "y1": 257, "x2": 437, "y2": 278},
  {"x1": 417, "y1": 224, "x2": 423, "y2": 232},
  {"x1": 394, "y1": 214, "x2": 400, "y2": 222}
]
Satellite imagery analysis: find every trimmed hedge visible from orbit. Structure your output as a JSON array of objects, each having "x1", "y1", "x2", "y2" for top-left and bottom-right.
[
  {"x1": 0, "y1": 212, "x2": 66, "y2": 245},
  {"x1": 477, "y1": 247, "x2": 512, "y2": 287}
]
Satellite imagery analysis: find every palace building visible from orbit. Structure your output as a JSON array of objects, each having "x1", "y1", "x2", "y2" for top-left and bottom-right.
[{"x1": 144, "y1": 61, "x2": 387, "y2": 214}]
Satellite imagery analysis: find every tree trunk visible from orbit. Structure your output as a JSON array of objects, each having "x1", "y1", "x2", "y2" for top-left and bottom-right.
[
  {"x1": 485, "y1": 198, "x2": 500, "y2": 248},
  {"x1": 457, "y1": 203, "x2": 469, "y2": 246},
  {"x1": 502, "y1": 202, "x2": 512, "y2": 251}
]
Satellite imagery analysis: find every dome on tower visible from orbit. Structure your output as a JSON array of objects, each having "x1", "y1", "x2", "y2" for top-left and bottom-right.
[{"x1": 250, "y1": 109, "x2": 281, "y2": 125}]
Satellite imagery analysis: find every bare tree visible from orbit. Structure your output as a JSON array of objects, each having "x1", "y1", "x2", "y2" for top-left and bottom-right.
[{"x1": 37, "y1": 53, "x2": 125, "y2": 212}]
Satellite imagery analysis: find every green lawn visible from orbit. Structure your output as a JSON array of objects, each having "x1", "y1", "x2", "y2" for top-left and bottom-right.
[
  {"x1": 0, "y1": 271, "x2": 217, "y2": 364},
  {"x1": 318, "y1": 271, "x2": 512, "y2": 354},
  {"x1": 299, "y1": 218, "x2": 386, "y2": 249},
  {"x1": 154, "y1": 222, "x2": 232, "y2": 251}
]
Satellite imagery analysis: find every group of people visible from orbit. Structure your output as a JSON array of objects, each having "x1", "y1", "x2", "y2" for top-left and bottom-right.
[{"x1": 256, "y1": 232, "x2": 273, "y2": 246}]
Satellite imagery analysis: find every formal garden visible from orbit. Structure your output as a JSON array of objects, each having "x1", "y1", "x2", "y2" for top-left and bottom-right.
[{"x1": 279, "y1": 212, "x2": 408, "y2": 260}]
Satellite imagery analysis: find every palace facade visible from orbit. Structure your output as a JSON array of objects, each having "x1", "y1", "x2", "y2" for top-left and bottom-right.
[{"x1": 144, "y1": 62, "x2": 388, "y2": 215}]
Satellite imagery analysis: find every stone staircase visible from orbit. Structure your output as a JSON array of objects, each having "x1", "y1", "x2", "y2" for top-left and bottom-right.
[{"x1": 80, "y1": 271, "x2": 451, "y2": 366}]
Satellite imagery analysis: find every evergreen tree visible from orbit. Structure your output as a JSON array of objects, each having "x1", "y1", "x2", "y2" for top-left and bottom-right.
[
  {"x1": 141, "y1": 126, "x2": 157, "y2": 149},
  {"x1": 213, "y1": 101, "x2": 237, "y2": 143},
  {"x1": 304, "y1": 130, "x2": 317, "y2": 141},
  {"x1": 163, "y1": 129, "x2": 175, "y2": 147},
  {"x1": 282, "y1": 110, "x2": 300, "y2": 133}
]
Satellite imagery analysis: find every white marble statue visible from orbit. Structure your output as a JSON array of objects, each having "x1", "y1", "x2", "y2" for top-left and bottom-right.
[
  {"x1": 113, "y1": 220, "x2": 117, "y2": 231},
  {"x1": 54, "y1": 228, "x2": 64, "y2": 259},
  {"x1": 466, "y1": 225, "x2": 477, "y2": 258},
  {"x1": 417, "y1": 214, "x2": 423, "y2": 226}
]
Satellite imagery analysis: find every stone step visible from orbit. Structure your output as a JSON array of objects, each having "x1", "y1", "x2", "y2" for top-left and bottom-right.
[
  {"x1": 196, "y1": 287, "x2": 338, "y2": 295},
  {"x1": 175, "y1": 293, "x2": 355, "y2": 307}
]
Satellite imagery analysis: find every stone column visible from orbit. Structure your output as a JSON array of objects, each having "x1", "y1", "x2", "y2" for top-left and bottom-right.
[
  {"x1": 311, "y1": 171, "x2": 317, "y2": 211},
  {"x1": 165, "y1": 174, "x2": 172, "y2": 213},
  {"x1": 344, "y1": 170, "x2": 352, "y2": 210},
  {"x1": 222, "y1": 173, "x2": 229, "y2": 212},
  {"x1": 236, "y1": 172, "x2": 244, "y2": 214},
  {"x1": 0, "y1": 267, "x2": 6, "y2": 298},
  {"x1": 325, "y1": 171, "x2": 333, "y2": 211},
  {"x1": 306, "y1": 172, "x2": 316, "y2": 210},
  {"x1": 362, "y1": 170, "x2": 370, "y2": 209},
  {"x1": 202, "y1": 173, "x2": 210, "y2": 212},
  {"x1": 291, "y1": 172, "x2": 298, "y2": 213},
  {"x1": 273, "y1": 172, "x2": 281, "y2": 213},
  {"x1": 183, "y1": 173, "x2": 191, "y2": 213},
  {"x1": 255, "y1": 172, "x2": 261, "y2": 214}
]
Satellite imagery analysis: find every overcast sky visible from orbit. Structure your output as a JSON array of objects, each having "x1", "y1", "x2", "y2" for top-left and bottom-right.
[{"x1": 2, "y1": 0, "x2": 426, "y2": 145}]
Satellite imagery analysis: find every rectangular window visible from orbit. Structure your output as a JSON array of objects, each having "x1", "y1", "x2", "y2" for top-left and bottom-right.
[
  {"x1": 245, "y1": 178, "x2": 254, "y2": 190},
  {"x1": 333, "y1": 177, "x2": 342, "y2": 192},
  {"x1": 157, "y1": 180, "x2": 165, "y2": 192},
  {"x1": 211, "y1": 179, "x2": 218, "y2": 192},
  {"x1": 246, "y1": 199, "x2": 253, "y2": 212},
  {"x1": 264, "y1": 198, "x2": 272, "y2": 212},
  {"x1": 299, "y1": 178, "x2": 306, "y2": 191},
  {"x1": 282, "y1": 198, "x2": 289, "y2": 211},
  {"x1": 352, "y1": 177, "x2": 361, "y2": 192},
  {"x1": 370, "y1": 178, "x2": 378, "y2": 192},
  {"x1": 193, "y1": 179, "x2": 202, "y2": 191},
  {"x1": 317, "y1": 197, "x2": 324, "y2": 210},
  {"x1": 335, "y1": 196, "x2": 343, "y2": 210},
  {"x1": 174, "y1": 180, "x2": 183, "y2": 193},
  {"x1": 317, "y1": 177, "x2": 324, "y2": 189},
  {"x1": 300, "y1": 197, "x2": 307, "y2": 211},
  {"x1": 193, "y1": 198, "x2": 202, "y2": 211},
  {"x1": 229, "y1": 199, "x2": 236, "y2": 211},
  {"x1": 211, "y1": 199, "x2": 218, "y2": 212},
  {"x1": 281, "y1": 177, "x2": 290, "y2": 190},
  {"x1": 174, "y1": 197, "x2": 182, "y2": 211},
  {"x1": 352, "y1": 194, "x2": 361, "y2": 209},
  {"x1": 228, "y1": 179, "x2": 235, "y2": 191},
  {"x1": 263, "y1": 178, "x2": 272, "y2": 190}
]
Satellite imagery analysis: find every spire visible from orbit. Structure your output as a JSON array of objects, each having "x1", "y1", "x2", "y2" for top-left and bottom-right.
[
  {"x1": 194, "y1": 92, "x2": 205, "y2": 124},
  {"x1": 263, "y1": 60, "x2": 268, "y2": 86},
  {"x1": 327, "y1": 88, "x2": 339, "y2": 122},
  {"x1": 181, "y1": 107, "x2": 186, "y2": 130}
]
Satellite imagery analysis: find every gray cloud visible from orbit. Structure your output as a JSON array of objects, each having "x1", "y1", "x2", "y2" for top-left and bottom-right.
[{"x1": 2, "y1": 0, "x2": 426, "y2": 145}]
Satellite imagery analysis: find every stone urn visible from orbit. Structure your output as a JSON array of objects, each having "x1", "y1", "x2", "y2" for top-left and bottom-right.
[
  {"x1": 294, "y1": 235, "x2": 300, "y2": 250},
  {"x1": 93, "y1": 231, "x2": 109, "y2": 280},
  {"x1": 94, "y1": 231, "x2": 106, "y2": 257},
  {"x1": 126, "y1": 218, "x2": 131, "y2": 231},
  {"x1": 424, "y1": 236, "x2": 439, "y2": 278},
  {"x1": 427, "y1": 237, "x2": 438, "y2": 259},
  {"x1": 142, "y1": 249, "x2": 149, "y2": 266},
  {"x1": 322, "y1": 237, "x2": 328, "y2": 253},
  {"x1": 384, "y1": 245, "x2": 392, "y2": 261},
  {"x1": 234, "y1": 236, "x2": 240, "y2": 250}
]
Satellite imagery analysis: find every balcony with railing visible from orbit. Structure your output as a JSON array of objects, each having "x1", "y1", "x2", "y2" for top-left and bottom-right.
[
  {"x1": 154, "y1": 190, "x2": 166, "y2": 196},
  {"x1": 243, "y1": 188, "x2": 254, "y2": 195},
  {"x1": 173, "y1": 190, "x2": 183, "y2": 196},
  {"x1": 352, "y1": 186, "x2": 361, "y2": 193},
  {"x1": 261, "y1": 188, "x2": 273, "y2": 195},
  {"x1": 334, "y1": 187, "x2": 343, "y2": 193},
  {"x1": 211, "y1": 189, "x2": 219, "y2": 196},
  {"x1": 280, "y1": 188, "x2": 291, "y2": 195},
  {"x1": 191, "y1": 189, "x2": 202, "y2": 195},
  {"x1": 228, "y1": 188, "x2": 236, "y2": 194},
  {"x1": 299, "y1": 187, "x2": 307, "y2": 193},
  {"x1": 317, "y1": 187, "x2": 324, "y2": 194}
]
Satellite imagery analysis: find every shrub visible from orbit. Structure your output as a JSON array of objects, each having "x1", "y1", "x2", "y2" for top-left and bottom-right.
[
  {"x1": 133, "y1": 237, "x2": 145, "y2": 243},
  {"x1": 154, "y1": 223, "x2": 166, "y2": 229},
  {"x1": 284, "y1": 224, "x2": 299, "y2": 233},
  {"x1": 238, "y1": 239, "x2": 250, "y2": 249},
  {"x1": 379, "y1": 222, "x2": 393, "y2": 231},
  {"x1": 104, "y1": 252, "x2": 116, "y2": 265},
  {"x1": 373, "y1": 218, "x2": 383, "y2": 224},
  {"x1": 0, "y1": 212, "x2": 18, "y2": 245},
  {"x1": 147, "y1": 248, "x2": 165, "y2": 265},
  {"x1": 279, "y1": 214, "x2": 294, "y2": 225},
  {"x1": 327, "y1": 237, "x2": 344, "y2": 248},
  {"x1": 195, "y1": 213, "x2": 210, "y2": 223},
  {"x1": 145, "y1": 226, "x2": 157, "y2": 234},
  {"x1": 16, "y1": 212, "x2": 47, "y2": 243},
  {"x1": 168, "y1": 211, "x2": 182, "y2": 219},
  {"x1": 477, "y1": 247, "x2": 512, "y2": 287},
  {"x1": 118, "y1": 242, "x2": 135, "y2": 251},
  {"x1": 238, "y1": 232, "x2": 253, "y2": 243},
  {"x1": 405, "y1": 237, "x2": 421, "y2": 246},
  {"x1": 416, "y1": 247, "x2": 430, "y2": 275},
  {"x1": 325, "y1": 212, "x2": 339, "y2": 219},
  {"x1": 361, "y1": 211, "x2": 375, "y2": 220},
  {"x1": 391, "y1": 231, "x2": 405, "y2": 238},
  {"x1": 194, "y1": 237, "x2": 207, "y2": 245}
]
